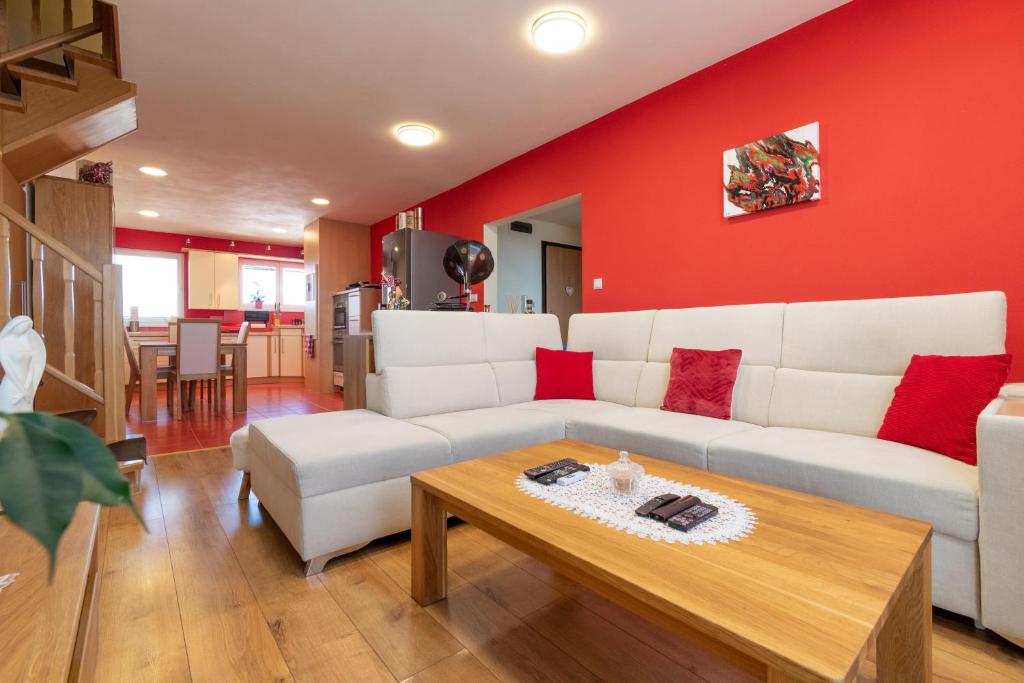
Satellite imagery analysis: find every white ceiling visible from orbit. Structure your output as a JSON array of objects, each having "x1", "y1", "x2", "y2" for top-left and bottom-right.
[{"x1": 101, "y1": 0, "x2": 848, "y2": 244}]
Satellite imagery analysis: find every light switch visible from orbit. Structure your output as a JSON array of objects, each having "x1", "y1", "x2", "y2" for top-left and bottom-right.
[
  {"x1": 593, "y1": 277, "x2": 603, "y2": 290},
  {"x1": 469, "y1": 292, "x2": 479, "y2": 302}
]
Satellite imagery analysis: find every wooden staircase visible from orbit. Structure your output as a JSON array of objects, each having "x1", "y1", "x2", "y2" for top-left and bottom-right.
[
  {"x1": 0, "y1": 0, "x2": 136, "y2": 441},
  {"x1": 0, "y1": 0, "x2": 137, "y2": 183}
]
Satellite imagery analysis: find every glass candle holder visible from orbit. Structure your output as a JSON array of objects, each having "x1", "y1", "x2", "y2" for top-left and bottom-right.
[{"x1": 607, "y1": 450, "x2": 644, "y2": 496}]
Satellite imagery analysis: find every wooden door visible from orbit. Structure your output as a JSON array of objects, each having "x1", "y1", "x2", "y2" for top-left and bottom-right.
[
  {"x1": 214, "y1": 252, "x2": 239, "y2": 309},
  {"x1": 187, "y1": 250, "x2": 215, "y2": 308},
  {"x1": 543, "y1": 242, "x2": 582, "y2": 344}
]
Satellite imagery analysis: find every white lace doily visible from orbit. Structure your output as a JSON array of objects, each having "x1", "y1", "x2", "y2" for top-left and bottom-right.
[
  {"x1": 516, "y1": 464, "x2": 756, "y2": 545},
  {"x1": 0, "y1": 573, "x2": 18, "y2": 593}
]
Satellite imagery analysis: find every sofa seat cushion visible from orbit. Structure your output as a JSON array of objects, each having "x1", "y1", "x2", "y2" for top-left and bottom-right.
[
  {"x1": 248, "y1": 409, "x2": 452, "y2": 498},
  {"x1": 409, "y1": 407, "x2": 565, "y2": 462},
  {"x1": 507, "y1": 399, "x2": 624, "y2": 422},
  {"x1": 569, "y1": 407, "x2": 760, "y2": 469},
  {"x1": 708, "y1": 427, "x2": 979, "y2": 541}
]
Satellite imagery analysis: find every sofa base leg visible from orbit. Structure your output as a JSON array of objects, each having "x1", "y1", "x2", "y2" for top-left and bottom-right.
[
  {"x1": 237, "y1": 472, "x2": 251, "y2": 500},
  {"x1": 303, "y1": 542, "x2": 370, "y2": 576}
]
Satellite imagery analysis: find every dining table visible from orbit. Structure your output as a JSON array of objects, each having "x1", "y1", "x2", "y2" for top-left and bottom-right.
[{"x1": 138, "y1": 340, "x2": 248, "y2": 421}]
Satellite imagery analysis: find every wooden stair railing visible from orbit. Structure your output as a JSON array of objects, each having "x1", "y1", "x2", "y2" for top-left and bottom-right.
[{"x1": 0, "y1": 201, "x2": 125, "y2": 442}]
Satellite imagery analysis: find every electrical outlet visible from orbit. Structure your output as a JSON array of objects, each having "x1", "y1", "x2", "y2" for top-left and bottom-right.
[
  {"x1": 469, "y1": 292, "x2": 479, "y2": 302},
  {"x1": 593, "y1": 277, "x2": 603, "y2": 290}
]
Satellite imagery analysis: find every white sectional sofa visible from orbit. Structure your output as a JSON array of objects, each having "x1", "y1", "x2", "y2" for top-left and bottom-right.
[{"x1": 237, "y1": 291, "x2": 1024, "y2": 646}]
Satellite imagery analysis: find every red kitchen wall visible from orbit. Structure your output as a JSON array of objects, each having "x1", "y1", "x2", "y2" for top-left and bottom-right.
[
  {"x1": 115, "y1": 227, "x2": 305, "y2": 327},
  {"x1": 370, "y1": 0, "x2": 1024, "y2": 377}
]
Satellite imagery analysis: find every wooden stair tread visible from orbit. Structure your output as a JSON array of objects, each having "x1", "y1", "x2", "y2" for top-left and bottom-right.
[
  {"x1": 63, "y1": 45, "x2": 117, "y2": 72},
  {"x1": 0, "y1": 93, "x2": 25, "y2": 112},
  {"x1": 8, "y1": 63, "x2": 78, "y2": 91}
]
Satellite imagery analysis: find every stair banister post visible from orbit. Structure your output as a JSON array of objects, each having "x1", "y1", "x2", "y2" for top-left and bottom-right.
[
  {"x1": 0, "y1": 215, "x2": 11, "y2": 326},
  {"x1": 62, "y1": 259, "x2": 75, "y2": 377},
  {"x1": 30, "y1": 236, "x2": 43, "y2": 337},
  {"x1": 101, "y1": 263, "x2": 125, "y2": 441}
]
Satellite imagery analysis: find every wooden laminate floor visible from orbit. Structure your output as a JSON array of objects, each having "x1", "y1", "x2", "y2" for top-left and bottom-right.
[{"x1": 95, "y1": 447, "x2": 1024, "y2": 682}]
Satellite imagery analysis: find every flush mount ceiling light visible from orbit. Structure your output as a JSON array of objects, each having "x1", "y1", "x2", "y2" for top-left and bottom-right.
[
  {"x1": 271, "y1": 228, "x2": 288, "y2": 234},
  {"x1": 396, "y1": 124, "x2": 436, "y2": 147},
  {"x1": 138, "y1": 209, "x2": 159, "y2": 217},
  {"x1": 138, "y1": 166, "x2": 167, "y2": 177},
  {"x1": 311, "y1": 197, "x2": 330, "y2": 206},
  {"x1": 531, "y1": 11, "x2": 587, "y2": 53}
]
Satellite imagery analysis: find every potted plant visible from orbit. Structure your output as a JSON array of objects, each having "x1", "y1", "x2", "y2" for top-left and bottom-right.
[
  {"x1": 250, "y1": 285, "x2": 266, "y2": 310},
  {"x1": 0, "y1": 412, "x2": 142, "y2": 578}
]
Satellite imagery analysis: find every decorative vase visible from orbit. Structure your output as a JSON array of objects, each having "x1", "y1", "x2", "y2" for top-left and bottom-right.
[{"x1": 607, "y1": 450, "x2": 644, "y2": 496}]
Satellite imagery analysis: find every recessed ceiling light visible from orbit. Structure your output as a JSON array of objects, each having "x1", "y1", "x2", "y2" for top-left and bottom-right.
[
  {"x1": 396, "y1": 124, "x2": 436, "y2": 147},
  {"x1": 272, "y1": 228, "x2": 288, "y2": 234},
  {"x1": 531, "y1": 11, "x2": 587, "y2": 53},
  {"x1": 138, "y1": 166, "x2": 167, "y2": 177},
  {"x1": 138, "y1": 209, "x2": 159, "y2": 217},
  {"x1": 311, "y1": 197, "x2": 330, "y2": 206}
]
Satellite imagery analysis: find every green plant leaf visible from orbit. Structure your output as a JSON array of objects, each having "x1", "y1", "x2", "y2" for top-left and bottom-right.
[{"x1": 0, "y1": 413, "x2": 145, "y2": 577}]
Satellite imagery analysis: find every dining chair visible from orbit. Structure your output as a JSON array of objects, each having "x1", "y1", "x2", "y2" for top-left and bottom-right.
[
  {"x1": 168, "y1": 319, "x2": 221, "y2": 420},
  {"x1": 204, "y1": 321, "x2": 249, "y2": 415},
  {"x1": 123, "y1": 328, "x2": 173, "y2": 417}
]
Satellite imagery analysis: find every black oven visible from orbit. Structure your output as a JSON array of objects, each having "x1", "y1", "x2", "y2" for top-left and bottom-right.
[{"x1": 333, "y1": 293, "x2": 347, "y2": 329}]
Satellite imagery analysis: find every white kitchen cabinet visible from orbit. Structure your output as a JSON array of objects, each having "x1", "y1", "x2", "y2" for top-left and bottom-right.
[
  {"x1": 187, "y1": 250, "x2": 240, "y2": 309},
  {"x1": 245, "y1": 330, "x2": 303, "y2": 379},
  {"x1": 214, "y1": 252, "x2": 239, "y2": 309},
  {"x1": 279, "y1": 331, "x2": 303, "y2": 377},
  {"x1": 246, "y1": 334, "x2": 271, "y2": 378},
  {"x1": 187, "y1": 250, "x2": 216, "y2": 308}
]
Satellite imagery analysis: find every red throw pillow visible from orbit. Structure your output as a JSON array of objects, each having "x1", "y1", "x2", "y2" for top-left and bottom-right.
[
  {"x1": 877, "y1": 354, "x2": 1012, "y2": 465},
  {"x1": 661, "y1": 348, "x2": 742, "y2": 420},
  {"x1": 534, "y1": 347, "x2": 595, "y2": 400}
]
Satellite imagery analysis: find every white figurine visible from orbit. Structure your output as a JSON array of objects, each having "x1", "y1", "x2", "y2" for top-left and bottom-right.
[{"x1": 0, "y1": 316, "x2": 46, "y2": 413}]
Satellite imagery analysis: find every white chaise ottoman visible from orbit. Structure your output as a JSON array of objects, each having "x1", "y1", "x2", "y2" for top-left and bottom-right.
[{"x1": 243, "y1": 409, "x2": 453, "y2": 575}]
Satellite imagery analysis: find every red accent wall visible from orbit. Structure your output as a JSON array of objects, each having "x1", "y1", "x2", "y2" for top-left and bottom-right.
[
  {"x1": 115, "y1": 227, "x2": 305, "y2": 328},
  {"x1": 370, "y1": 0, "x2": 1024, "y2": 378}
]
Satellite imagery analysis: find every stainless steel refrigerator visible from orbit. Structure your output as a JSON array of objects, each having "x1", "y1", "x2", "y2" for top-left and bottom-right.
[{"x1": 381, "y1": 229, "x2": 461, "y2": 310}]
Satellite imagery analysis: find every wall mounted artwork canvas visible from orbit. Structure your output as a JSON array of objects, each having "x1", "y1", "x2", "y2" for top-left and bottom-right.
[{"x1": 723, "y1": 122, "x2": 820, "y2": 217}]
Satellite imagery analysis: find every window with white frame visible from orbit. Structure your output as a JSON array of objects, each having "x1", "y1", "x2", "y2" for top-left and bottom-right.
[
  {"x1": 114, "y1": 249, "x2": 184, "y2": 324},
  {"x1": 240, "y1": 260, "x2": 304, "y2": 310}
]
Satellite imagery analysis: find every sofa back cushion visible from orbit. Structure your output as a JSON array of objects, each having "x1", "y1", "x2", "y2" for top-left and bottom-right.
[
  {"x1": 636, "y1": 363, "x2": 775, "y2": 425},
  {"x1": 492, "y1": 360, "x2": 537, "y2": 406},
  {"x1": 373, "y1": 310, "x2": 486, "y2": 370},
  {"x1": 634, "y1": 303, "x2": 785, "y2": 423},
  {"x1": 770, "y1": 292, "x2": 1007, "y2": 435},
  {"x1": 484, "y1": 314, "x2": 562, "y2": 361},
  {"x1": 378, "y1": 363, "x2": 499, "y2": 418},
  {"x1": 567, "y1": 310, "x2": 655, "y2": 361}
]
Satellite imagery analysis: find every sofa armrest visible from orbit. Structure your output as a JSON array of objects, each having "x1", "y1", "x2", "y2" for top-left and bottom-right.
[{"x1": 978, "y1": 395, "x2": 1024, "y2": 646}]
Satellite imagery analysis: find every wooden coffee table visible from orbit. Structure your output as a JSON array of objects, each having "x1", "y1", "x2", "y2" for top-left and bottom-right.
[{"x1": 411, "y1": 440, "x2": 932, "y2": 682}]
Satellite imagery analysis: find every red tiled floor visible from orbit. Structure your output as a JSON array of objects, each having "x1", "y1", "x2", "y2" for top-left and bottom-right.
[{"x1": 126, "y1": 381, "x2": 345, "y2": 456}]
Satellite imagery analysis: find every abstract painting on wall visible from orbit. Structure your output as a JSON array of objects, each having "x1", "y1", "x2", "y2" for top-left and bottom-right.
[{"x1": 723, "y1": 122, "x2": 820, "y2": 217}]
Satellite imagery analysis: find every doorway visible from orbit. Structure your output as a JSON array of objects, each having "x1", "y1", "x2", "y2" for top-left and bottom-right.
[
  {"x1": 542, "y1": 242, "x2": 582, "y2": 343},
  {"x1": 483, "y1": 194, "x2": 582, "y2": 344}
]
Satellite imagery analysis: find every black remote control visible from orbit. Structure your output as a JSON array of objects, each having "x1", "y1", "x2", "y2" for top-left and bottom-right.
[
  {"x1": 667, "y1": 503, "x2": 718, "y2": 532},
  {"x1": 649, "y1": 495, "x2": 700, "y2": 522},
  {"x1": 524, "y1": 458, "x2": 577, "y2": 480},
  {"x1": 634, "y1": 494, "x2": 681, "y2": 518},
  {"x1": 536, "y1": 463, "x2": 590, "y2": 485}
]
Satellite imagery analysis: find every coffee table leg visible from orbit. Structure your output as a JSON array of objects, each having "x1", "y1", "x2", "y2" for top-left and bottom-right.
[
  {"x1": 876, "y1": 537, "x2": 932, "y2": 681},
  {"x1": 411, "y1": 482, "x2": 447, "y2": 606}
]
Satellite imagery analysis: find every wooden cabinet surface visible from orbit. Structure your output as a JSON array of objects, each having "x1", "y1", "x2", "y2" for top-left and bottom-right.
[
  {"x1": 187, "y1": 250, "x2": 216, "y2": 309},
  {"x1": 247, "y1": 334, "x2": 270, "y2": 378},
  {"x1": 279, "y1": 331, "x2": 303, "y2": 377},
  {"x1": 187, "y1": 250, "x2": 240, "y2": 310},
  {"x1": 213, "y1": 252, "x2": 239, "y2": 309}
]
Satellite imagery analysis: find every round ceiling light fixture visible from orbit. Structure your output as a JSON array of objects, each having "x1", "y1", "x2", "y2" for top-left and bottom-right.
[
  {"x1": 531, "y1": 11, "x2": 587, "y2": 53},
  {"x1": 396, "y1": 124, "x2": 436, "y2": 147},
  {"x1": 311, "y1": 197, "x2": 330, "y2": 206},
  {"x1": 138, "y1": 166, "x2": 167, "y2": 177},
  {"x1": 138, "y1": 209, "x2": 159, "y2": 217},
  {"x1": 271, "y1": 228, "x2": 288, "y2": 234}
]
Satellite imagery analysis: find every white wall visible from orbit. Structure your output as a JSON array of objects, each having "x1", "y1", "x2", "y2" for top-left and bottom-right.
[{"x1": 494, "y1": 219, "x2": 581, "y2": 313}]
